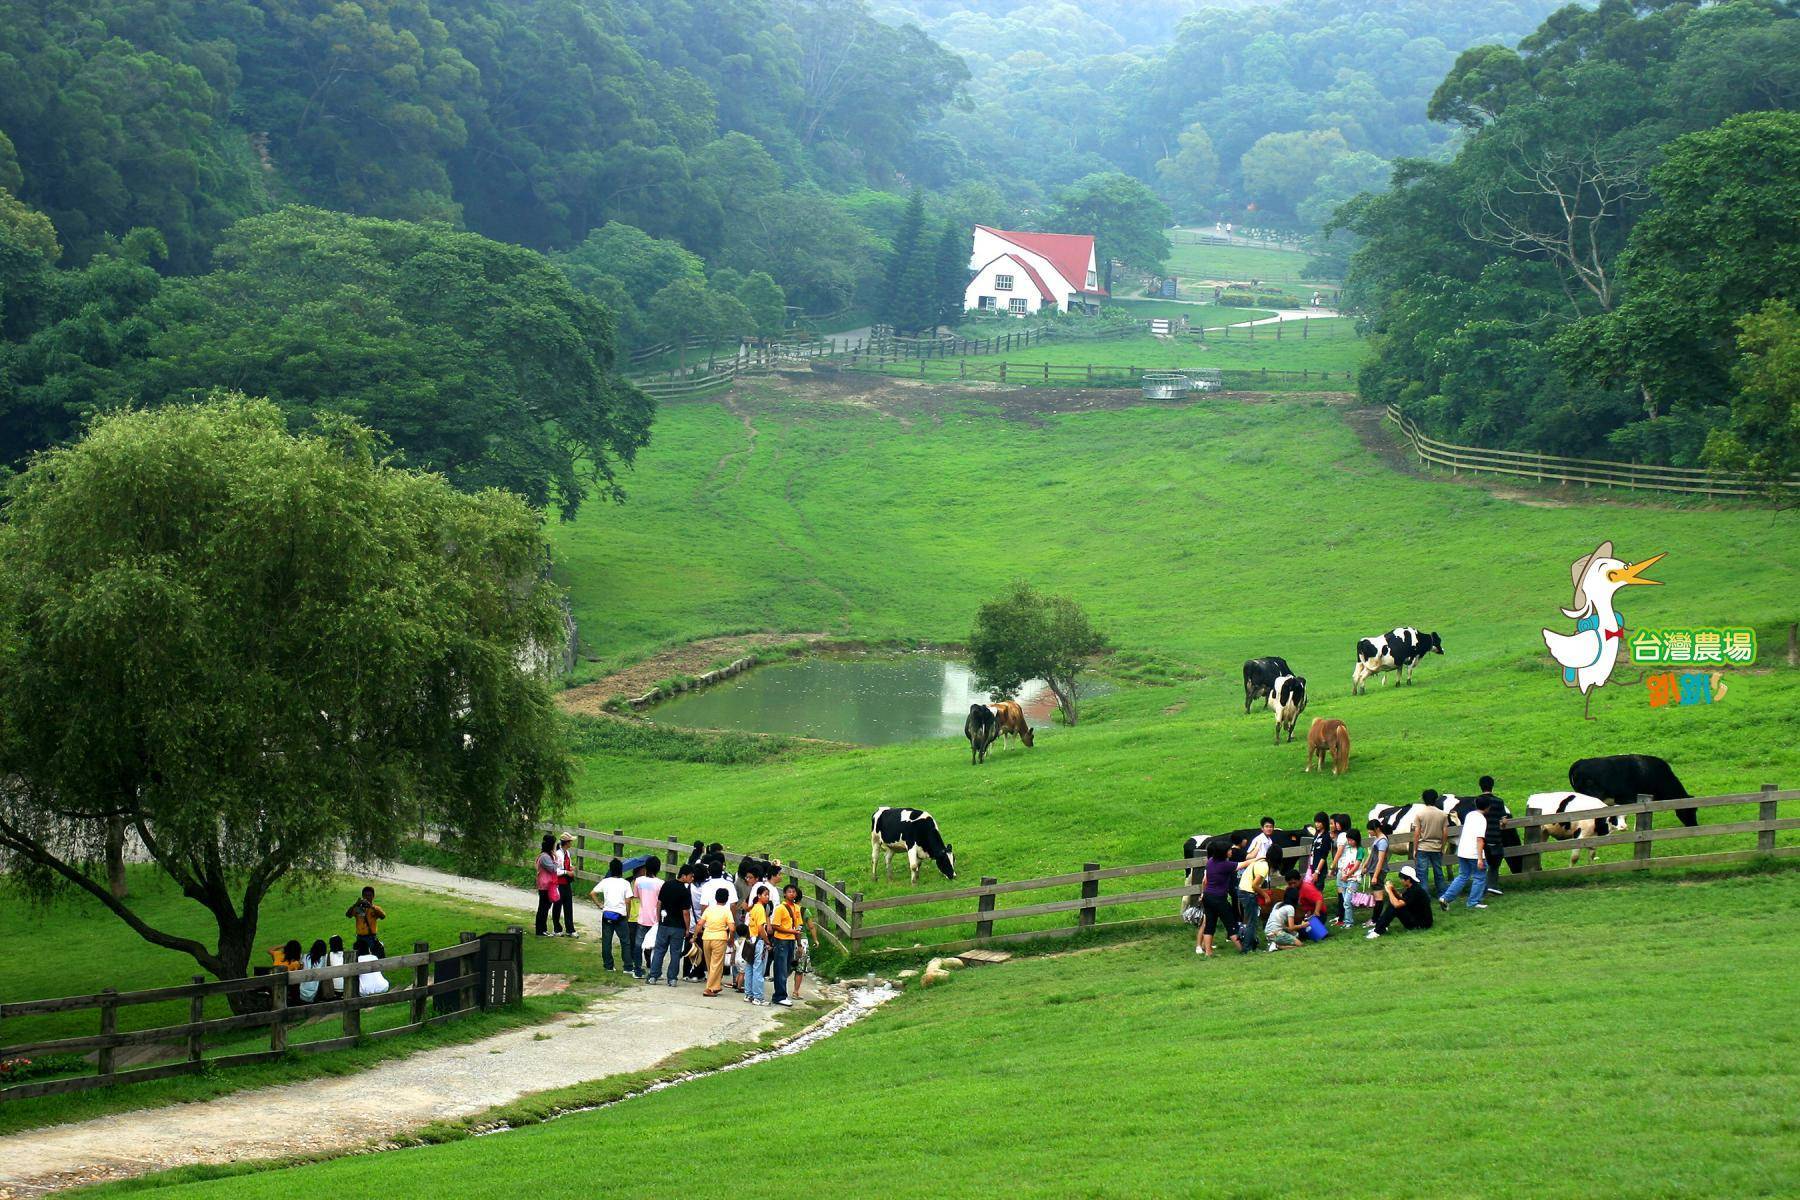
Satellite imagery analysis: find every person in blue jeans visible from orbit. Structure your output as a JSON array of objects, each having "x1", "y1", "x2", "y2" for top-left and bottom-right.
[
  {"x1": 1438, "y1": 797, "x2": 1491, "y2": 910},
  {"x1": 648, "y1": 863, "x2": 696, "y2": 985},
  {"x1": 1409, "y1": 789, "x2": 1450, "y2": 896}
]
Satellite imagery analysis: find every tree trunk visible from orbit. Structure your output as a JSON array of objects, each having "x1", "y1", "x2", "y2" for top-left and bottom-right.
[
  {"x1": 215, "y1": 916, "x2": 265, "y2": 1013},
  {"x1": 1049, "y1": 678, "x2": 1080, "y2": 726},
  {"x1": 104, "y1": 816, "x2": 128, "y2": 899}
]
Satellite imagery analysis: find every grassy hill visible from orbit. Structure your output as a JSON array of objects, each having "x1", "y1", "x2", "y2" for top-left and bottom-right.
[{"x1": 112, "y1": 870, "x2": 1800, "y2": 1198}]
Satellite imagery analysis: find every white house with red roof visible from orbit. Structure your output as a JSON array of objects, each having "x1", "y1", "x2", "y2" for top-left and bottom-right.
[{"x1": 964, "y1": 225, "x2": 1108, "y2": 315}]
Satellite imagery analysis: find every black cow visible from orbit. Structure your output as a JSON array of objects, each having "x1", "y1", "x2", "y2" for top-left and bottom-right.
[
  {"x1": 963, "y1": 703, "x2": 998, "y2": 765},
  {"x1": 1353, "y1": 627, "x2": 1444, "y2": 694},
  {"x1": 1243, "y1": 656, "x2": 1292, "y2": 715},
  {"x1": 871, "y1": 807, "x2": 956, "y2": 883},
  {"x1": 1181, "y1": 827, "x2": 1309, "y2": 882},
  {"x1": 1569, "y1": 754, "x2": 1695, "y2": 827},
  {"x1": 1268, "y1": 675, "x2": 1306, "y2": 744}
]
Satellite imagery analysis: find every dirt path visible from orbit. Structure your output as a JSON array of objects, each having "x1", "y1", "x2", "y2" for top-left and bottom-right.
[
  {"x1": 557, "y1": 632, "x2": 833, "y2": 716},
  {"x1": 0, "y1": 862, "x2": 836, "y2": 1196}
]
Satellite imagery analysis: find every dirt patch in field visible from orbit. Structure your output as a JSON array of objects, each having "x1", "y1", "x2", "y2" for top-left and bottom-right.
[{"x1": 559, "y1": 632, "x2": 833, "y2": 716}]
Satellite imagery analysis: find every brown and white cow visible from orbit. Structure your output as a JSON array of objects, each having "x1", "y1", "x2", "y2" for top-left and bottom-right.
[
  {"x1": 990, "y1": 699, "x2": 1035, "y2": 749},
  {"x1": 1525, "y1": 791, "x2": 1620, "y2": 866}
]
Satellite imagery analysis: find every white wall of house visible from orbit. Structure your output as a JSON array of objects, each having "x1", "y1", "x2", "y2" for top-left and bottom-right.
[{"x1": 964, "y1": 257, "x2": 1049, "y2": 315}]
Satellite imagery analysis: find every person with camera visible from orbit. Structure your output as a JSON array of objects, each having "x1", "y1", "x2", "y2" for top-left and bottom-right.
[{"x1": 345, "y1": 886, "x2": 386, "y2": 956}]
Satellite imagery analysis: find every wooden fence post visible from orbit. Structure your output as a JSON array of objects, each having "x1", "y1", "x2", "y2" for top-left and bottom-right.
[
  {"x1": 668, "y1": 836, "x2": 683, "y2": 879},
  {"x1": 342, "y1": 969, "x2": 360, "y2": 1039},
  {"x1": 977, "y1": 878, "x2": 997, "y2": 940},
  {"x1": 1520, "y1": 823, "x2": 1542, "y2": 875},
  {"x1": 188, "y1": 976, "x2": 206, "y2": 1064},
  {"x1": 1043, "y1": 362, "x2": 1049, "y2": 383},
  {"x1": 1634, "y1": 794, "x2": 1654, "y2": 868},
  {"x1": 849, "y1": 893, "x2": 864, "y2": 954},
  {"x1": 1758, "y1": 783, "x2": 1779, "y2": 854},
  {"x1": 459, "y1": 932, "x2": 479, "y2": 1009},
  {"x1": 612, "y1": 829, "x2": 624, "y2": 860},
  {"x1": 999, "y1": 361, "x2": 1008, "y2": 383},
  {"x1": 412, "y1": 941, "x2": 431, "y2": 1026},
  {"x1": 269, "y1": 978, "x2": 287, "y2": 1053},
  {"x1": 834, "y1": 880, "x2": 849, "y2": 926},
  {"x1": 1079, "y1": 864, "x2": 1100, "y2": 928},
  {"x1": 576, "y1": 831, "x2": 587, "y2": 873},
  {"x1": 98, "y1": 988, "x2": 118, "y2": 1079}
]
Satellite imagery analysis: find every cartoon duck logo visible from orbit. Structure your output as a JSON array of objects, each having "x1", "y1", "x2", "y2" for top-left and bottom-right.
[{"x1": 1541, "y1": 541, "x2": 1664, "y2": 720}]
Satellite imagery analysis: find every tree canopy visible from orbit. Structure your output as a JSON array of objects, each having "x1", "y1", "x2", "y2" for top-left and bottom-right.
[
  {"x1": 968, "y1": 581, "x2": 1110, "y2": 726},
  {"x1": 0, "y1": 397, "x2": 572, "y2": 985}
]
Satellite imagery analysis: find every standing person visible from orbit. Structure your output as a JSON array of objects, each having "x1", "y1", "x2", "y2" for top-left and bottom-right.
[
  {"x1": 1246, "y1": 816, "x2": 1277, "y2": 866},
  {"x1": 1409, "y1": 790, "x2": 1450, "y2": 896},
  {"x1": 1305, "y1": 811, "x2": 1331, "y2": 885},
  {"x1": 1195, "y1": 844, "x2": 1240, "y2": 957},
  {"x1": 345, "y1": 886, "x2": 385, "y2": 956},
  {"x1": 649, "y1": 863, "x2": 695, "y2": 986},
  {"x1": 1334, "y1": 829, "x2": 1363, "y2": 927},
  {"x1": 698, "y1": 887, "x2": 735, "y2": 996},
  {"x1": 594, "y1": 858, "x2": 632, "y2": 972},
  {"x1": 554, "y1": 833, "x2": 578, "y2": 936},
  {"x1": 1236, "y1": 854, "x2": 1270, "y2": 952},
  {"x1": 1474, "y1": 776, "x2": 1507, "y2": 896},
  {"x1": 535, "y1": 834, "x2": 561, "y2": 937},
  {"x1": 1364, "y1": 819, "x2": 1392, "y2": 897},
  {"x1": 742, "y1": 886, "x2": 772, "y2": 1006},
  {"x1": 633, "y1": 856, "x2": 663, "y2": 977},
  {"x1": 1367, "y1": 866, "x2": 1435, "y2": 938},
  {"x1": 1440, "y1": 797, "x2": 1491, "y2": 910},
  {"x1": 732, "y1": 865, "x2": 764, "y2": 993},
  {"x1": 769, "y1": 883, "x2": 808, "y2": 1006}
]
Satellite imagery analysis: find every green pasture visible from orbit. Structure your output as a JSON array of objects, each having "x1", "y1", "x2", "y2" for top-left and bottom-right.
[
  {"x1": 116, "y1": 872, "x2": 1800, "y2": 1198},
  {"x1": 1101, "y1": 298, "x2": 1270, "y2": 322},
  {"x1": 0, "y1": 868, "x2": 597, "y2": 1134},
  {"x1": 1164, "y1": 235, "x2": 1340, "y2": 285}
]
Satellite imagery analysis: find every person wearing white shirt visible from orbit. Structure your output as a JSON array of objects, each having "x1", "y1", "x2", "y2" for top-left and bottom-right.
[
  {"x1": 593, "y1": 859, "x2": 634, "y2": 972},
  {"x1": 1245, "y1": 816, "x2": 1276, "y2": 865},
  {"x1": 299, "y1": 939, "x2": 330, "y2": 1003},
  {"x1": 1438, "y1": 798, "x2": 1491, "y2": 910},
  {"x1": 356, "y1": 941, "x2": 391, "y2": 996}
]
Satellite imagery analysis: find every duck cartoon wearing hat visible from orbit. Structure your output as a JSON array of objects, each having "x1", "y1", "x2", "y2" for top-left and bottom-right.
[{"x1": 1541, "y1": 541, "x2": 1664, "y2": 720}]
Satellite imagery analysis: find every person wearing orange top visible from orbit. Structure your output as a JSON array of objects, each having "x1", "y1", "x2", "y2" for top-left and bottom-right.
[
  {"x1": 697, "y1": 887, "x2": 735, "y2": 995},
  {"x1": 768, "y1": 884, "x2": 807, "y2": 1008}
]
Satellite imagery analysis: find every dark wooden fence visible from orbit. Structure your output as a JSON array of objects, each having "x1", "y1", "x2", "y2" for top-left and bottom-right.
[{"x1": 0, "y1": 933, "x2": 520, "y2": 1102}]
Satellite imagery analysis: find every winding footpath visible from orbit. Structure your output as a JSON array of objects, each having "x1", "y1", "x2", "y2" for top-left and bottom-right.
[{"x1": 0, "y1": 865, "x2": 833, "y2": 1197}]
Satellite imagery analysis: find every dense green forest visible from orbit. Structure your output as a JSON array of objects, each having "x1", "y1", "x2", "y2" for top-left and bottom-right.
[{"x1": 1341, "y1": 0, "x2": 1799, "y2": 482}]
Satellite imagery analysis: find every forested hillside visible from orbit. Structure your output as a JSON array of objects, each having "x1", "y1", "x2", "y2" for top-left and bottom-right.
[{"x1": 1341, "y1": 0, "x2": 1799, "y2": 482}]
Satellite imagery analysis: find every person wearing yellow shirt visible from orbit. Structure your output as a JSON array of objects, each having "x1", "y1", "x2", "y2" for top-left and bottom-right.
[
  {"x1": 767, "y1": 884, "x2": 807, "y2": 1008},
  {"x1": 742, "y1": 893, "x2": 772, "y2": 1006},
  {"x1": 698, "y1": 887, "x2": 735, "y2": 996}
]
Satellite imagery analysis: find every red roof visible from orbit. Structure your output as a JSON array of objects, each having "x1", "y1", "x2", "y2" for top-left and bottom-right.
[
  {"x1": 978, "y1": 226, "x2": 1107, "y2": 296},
  {"x1": 982, "y1": 253, "x2": 1056, "y2": 303}
]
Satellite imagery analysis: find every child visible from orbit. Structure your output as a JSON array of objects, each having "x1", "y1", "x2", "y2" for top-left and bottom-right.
[
  {"x1": 1263, "y1": 892, "x2": 1306, "y2": 952},
  {"x1": 1334, "y1": 828, "x2": 1363, "y2": 927}
]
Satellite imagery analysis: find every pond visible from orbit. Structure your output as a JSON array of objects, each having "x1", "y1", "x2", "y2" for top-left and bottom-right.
[{"x1": 648, "y1": 654, "x2": 1094, "y2": 746}]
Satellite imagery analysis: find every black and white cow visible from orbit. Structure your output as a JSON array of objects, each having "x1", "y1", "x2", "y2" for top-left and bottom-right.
[
  {"x1": 1568, "y1": 754, "x2": 1695, "y2": 827},
  {"x1": 1243, "y1": 656, "x2": 1292, "y2": 715},
  {"x1": 871, "y1": 807, "x2": 956, "y2": 883},
  {"x1": 1352, "y1": 627, "x2": 1444, "y2": 694},
  {"x1": 1268, "y1": 674, "x2": 1306, "y2": 744},
  {"x1": 1367, "y1": 802, "x2": 1431, "y2": 839},
  {"x1": 963, "y1": 703, "x2": 998, "y2": 766},
  {"x1": 1525, "y1": 792, "x2": 1619, "y2": 866}
]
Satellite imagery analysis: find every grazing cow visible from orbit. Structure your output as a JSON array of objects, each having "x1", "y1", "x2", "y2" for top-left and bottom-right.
[
  {"x1": 1568, "y1": 754, "x2": 1695, "y2": 827},
  {"x1": 1243, "y1": 656, "x2": 1292, "y2": 715},
  {"x1": 871, "y1": 807, "x2": 956, "y2": 883},
  {"x1": 1305, "y1": 718, "x2": 1350, "y2": 775},
  {"x1": 1268, "y1": 675, "x2": 1307, "y2": 744},
  {"x1": 991, "y1": 699, "x2": 1035, "y2": 749},
  {"x1": 963, "y1": 703, "x2": 998, "y2": 765},
  {"x1": 1352, "y1": 628, "x2": 1444, "y2": 694},
  {"x1": 1525, "y1": 792, "x2": 1619, "y2": 866}
]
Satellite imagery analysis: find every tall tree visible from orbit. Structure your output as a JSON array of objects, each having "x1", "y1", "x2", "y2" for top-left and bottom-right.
[
  {"x1": 1705, "y1": 300, "x2": 1800, "y2": 504},
  {"x1": 932, "y1": 220, "x2": 969, "y2": 328},
  {"x1": 968, "y1": 581, "x2": 1110, "y2": 726},
  {"x1": 1044, "y1": 173, "x2": 1172, "y2": 276},
  {"x1": 0, "y1": 397, "x2": 572, "y2": 991},
  {"x1": 880, "y1": 189, "x2": 927, "y2": 329}
]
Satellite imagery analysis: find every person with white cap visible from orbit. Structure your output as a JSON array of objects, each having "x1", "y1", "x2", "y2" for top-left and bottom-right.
[{"x1": 1367, "y1": 865, "x2": 1435, "y2": 938}]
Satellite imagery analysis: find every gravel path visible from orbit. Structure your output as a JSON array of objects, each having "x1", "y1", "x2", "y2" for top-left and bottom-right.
[{"x1": 0, "y1": 863, "x2": 828, "y2": 1196}]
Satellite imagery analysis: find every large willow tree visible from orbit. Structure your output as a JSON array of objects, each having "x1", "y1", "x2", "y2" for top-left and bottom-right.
[{"x1": 0, "y1": 397, "x2": 571, "y2": 985}]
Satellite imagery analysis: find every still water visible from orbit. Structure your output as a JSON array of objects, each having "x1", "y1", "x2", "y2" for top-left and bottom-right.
[{"x1": 649, "y1": 655, "x2": 1081, "y2": 745}]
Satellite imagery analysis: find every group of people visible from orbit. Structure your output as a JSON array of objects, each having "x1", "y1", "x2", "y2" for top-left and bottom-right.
[
  {"x1": 562, "y1": 839, "x2": 812, "y2": 1007},
  {"x1": 266, "y1": 885, "x2": 395, "y2": 1003},
  {"x1": 1188, "y1": 777, "x2": 1508, "y2": 958}
]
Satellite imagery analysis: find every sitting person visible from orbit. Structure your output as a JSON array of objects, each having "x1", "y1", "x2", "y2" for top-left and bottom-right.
[
  {"x1": 298, "y1": 939, "x2": 331, "y2": 1003},
  {"x1": 325, "y1": 935, "x2": 347, "y2": 998},
  {"x1": 1366, "y1": 865, "x2": 1436, "y2": 939},
  {"x1": 1263, "y1": 890, "x2": 1307, "y2": 951},
  {"x1": 356, "y1": 938, "x2": 392, "y2": 995},
  {"x1": 268, "y1": 938, "x2": 305, "y2": 1007}
]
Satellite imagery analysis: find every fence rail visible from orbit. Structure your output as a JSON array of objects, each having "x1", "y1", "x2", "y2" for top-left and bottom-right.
[
  {"x1": 1385, "y1": 406, "x2": 1797, "y2": 498},
  {"x1": 575, "y1": 788, "x2": 1792, "y2": 958},
  {"x1": 0, "y1": 935, "x2": 513, "y2": 1102}
]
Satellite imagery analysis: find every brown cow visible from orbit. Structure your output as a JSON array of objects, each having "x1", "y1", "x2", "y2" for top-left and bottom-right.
[
  {"x1": 991, "y1": 700, "x2": 1035, "y2": 748},
  {"x1": 1304, "y1": 718, "x2": 1350, "y2": 776}
]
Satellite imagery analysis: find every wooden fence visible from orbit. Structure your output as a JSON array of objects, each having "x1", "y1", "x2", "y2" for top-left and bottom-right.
[
  {"x1": 849, "y1": 359, "x2": 1350, "y2": 389},
  {"x1": 1385, "y1": 406, "x2": 1798, "y2": 499},
  {"x1": 0, "y1": 934, "x2": 516, "y2": 1101},
  {"x1": 572, "y1": 789, "x2": 1793, "y2": 958}
]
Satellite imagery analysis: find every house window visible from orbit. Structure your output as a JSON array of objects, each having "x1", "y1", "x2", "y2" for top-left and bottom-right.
[
  {"x1": 1008, "y1": 298, "x2": 1028, "y2": 314},
  {"x1": 995, "y1": 274, "x2": 1014, "y2": 292},
  {"x1": 978, "y1": 296, "x2": 996, "y2": 310},
  {"x1": 1086, "y1": 270, "x2": 1097, "y2": 289}
]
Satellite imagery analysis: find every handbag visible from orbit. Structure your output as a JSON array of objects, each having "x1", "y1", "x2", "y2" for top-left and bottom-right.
[{"x1": 1304, "y1": 915, "x2": 1330, "y2": 941}]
